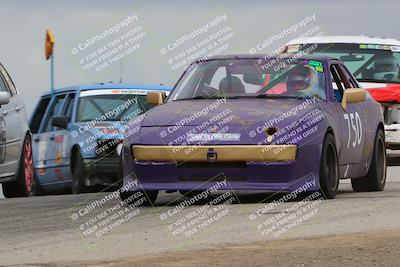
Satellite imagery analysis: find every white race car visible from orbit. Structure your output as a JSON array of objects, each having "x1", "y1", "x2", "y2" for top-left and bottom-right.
[{"x1": 283, "y1": 35, "x2": 400, "y2": 165}]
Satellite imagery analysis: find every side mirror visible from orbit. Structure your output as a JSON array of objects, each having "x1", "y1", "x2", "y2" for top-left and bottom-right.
[
  {"x1": 147, "y1": 91, "x2": 166, "y2": 106},
  {"x1": 0, "y1": 91, "x2": 11, "y2": 106},
  {"x1": 52, "y1": 116, "x2": 70, "y2": 129},
  {"x1": 341, "y1": 88, "x2": 366, "y2": 109}
]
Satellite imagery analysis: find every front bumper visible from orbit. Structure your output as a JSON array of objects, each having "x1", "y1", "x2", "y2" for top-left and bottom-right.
[
  {"x1": 122, "y1": 144, "x2": 320, "y2": 192},
  {"x1": 132, "y1": 144, "x2": 297, "y2": 162},
  {"x1": 385, "y1": 128, "x2": 400, "y2": 165},
  {"x1": 385, "y1": 125, "x2": 400, "y2": 154}
]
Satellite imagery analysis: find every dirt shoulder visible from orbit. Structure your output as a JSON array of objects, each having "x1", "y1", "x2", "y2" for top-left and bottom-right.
[{"x1": 55, "y1": 229, "x2": 400, "y2": 267}]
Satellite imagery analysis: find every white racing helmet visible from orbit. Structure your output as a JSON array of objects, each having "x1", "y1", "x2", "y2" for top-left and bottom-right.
[{"x1": 373, "y1": 54, "x2": 399, "y2": 81}]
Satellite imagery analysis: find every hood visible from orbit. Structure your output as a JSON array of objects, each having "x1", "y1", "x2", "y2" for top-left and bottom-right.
[
  {"x1": 142, "y1": 98, "x2": 319, "y2": 127},
  {"x1": 138, "y1": 98, "x2": 324, "y2": 145}
]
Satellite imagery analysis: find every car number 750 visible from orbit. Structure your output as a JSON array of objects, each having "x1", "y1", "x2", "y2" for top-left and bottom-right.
[{"x1": 343, "y1": 112, "x2": 363, "y2": 148}]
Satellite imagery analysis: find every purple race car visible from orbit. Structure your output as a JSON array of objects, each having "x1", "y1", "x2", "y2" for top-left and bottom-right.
[{"x1": 120, "y1": 54, "x2": 386, "y2": 203}]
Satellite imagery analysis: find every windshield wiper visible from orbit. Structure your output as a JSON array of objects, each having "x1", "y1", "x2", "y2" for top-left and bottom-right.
[
  {"x1": 256, "y1": 94, "x2": 305, "y2": 99},
  {"x1": 79, "y1": 118, "x2": 120, "y2": 122},
  {"x1": 175, "y1": 96, "x2": 207, "y2": 100},
  {"x1": 174, "y1": 95, "x2": 238, "y2": 101}
]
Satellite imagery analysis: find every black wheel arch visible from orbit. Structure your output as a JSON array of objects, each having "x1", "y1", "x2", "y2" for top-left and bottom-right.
[
  {"x1": 325, "y1": 127, "x2": 337, "y2": 147},
  {"x1": 368, "y1": 123, "x2": 385, "y2": 166},
  {"x1": 19, "y1": 131, "x2": 32, "y2": 161},
  {"x1": 377, "y1": 122, "x2": 385, "y2": 140},
  {"x1": 325, "y1": 127, "x2": 335, "y2": 138}
]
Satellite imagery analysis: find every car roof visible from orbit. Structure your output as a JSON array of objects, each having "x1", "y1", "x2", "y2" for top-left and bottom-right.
[
  {"x1": 41, "y1": 83, "x2": 172, "y2": 96},
  {"x1": 204, "y1": 54, "x2": 337, "y2": 63},
  {"x1": 287, "y1": 35, "x2": 400, "y2": 46}
]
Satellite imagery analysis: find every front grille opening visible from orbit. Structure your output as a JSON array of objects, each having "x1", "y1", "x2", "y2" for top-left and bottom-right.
[
  {"x1": 179, "y1": 175, "x2": 246, "y2": 182},
  {"x1": 177, "y1": 162, "x2": 247, "y2": 169}
]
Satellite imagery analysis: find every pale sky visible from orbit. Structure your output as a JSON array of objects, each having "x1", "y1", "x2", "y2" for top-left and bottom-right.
[{"x1": 0, "y1": 0, "x2": 398, "y2": 114}]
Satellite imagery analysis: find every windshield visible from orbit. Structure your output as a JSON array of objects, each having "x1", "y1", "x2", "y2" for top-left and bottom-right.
[
  {"x1": 169, "y1": 58, "x2": 326, "y2": 101},
  {"x1": 287, "y1": 43, "x2": 400, "y2": 84},
  {"x1": 77, "y1": 91, "x2": 153, "y2": 122}
]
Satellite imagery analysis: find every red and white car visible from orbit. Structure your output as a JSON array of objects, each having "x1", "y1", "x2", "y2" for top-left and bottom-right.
[{"x1": 282, "y1": 36, "x2": 400, "y2": 165}]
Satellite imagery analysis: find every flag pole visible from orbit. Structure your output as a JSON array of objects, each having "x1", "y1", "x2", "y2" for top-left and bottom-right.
[
  {"x1": 45, "y1": 30, "x2": 55, "y2": 94},
  {"x1": 50, "y1": 53, "x2": 54, "y2": 94}
]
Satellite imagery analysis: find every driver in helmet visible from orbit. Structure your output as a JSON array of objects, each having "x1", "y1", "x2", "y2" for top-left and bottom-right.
[
  {"x1": 286, "y1": 65, "x2": 321, "y2": 98},
  {"x1": 372, "y1": 54, "x2": 400, "y2": 82}
]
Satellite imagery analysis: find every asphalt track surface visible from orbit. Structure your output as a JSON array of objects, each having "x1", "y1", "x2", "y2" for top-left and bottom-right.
[{"x1": 0, "y1": 168, "x2": 399, "y2": 266}]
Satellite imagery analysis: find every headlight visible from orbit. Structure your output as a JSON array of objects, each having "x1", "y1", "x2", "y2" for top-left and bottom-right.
[{"x1": 116, "y1": 143, "x2": 123, "y2": 156}]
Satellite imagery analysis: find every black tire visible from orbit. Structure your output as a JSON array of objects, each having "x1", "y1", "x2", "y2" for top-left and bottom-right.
[
  {"x1": 72, "y1": 151, "x2": 87, "y2": 194},
  {"x1": 319, "y1": 133, "x2": 339, "y2": 199},
  {"x1": 2, "y1": 135, "x2": 34, "y2": 198},
  {"x1": 351, "y1": 129, "x2": 386, "y2": 192},
  {"x1": 120, "y1": 190, "x2": 158, "y2": 206}
]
